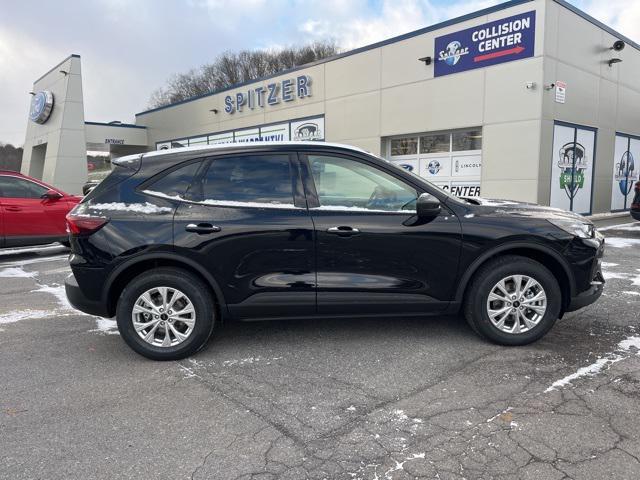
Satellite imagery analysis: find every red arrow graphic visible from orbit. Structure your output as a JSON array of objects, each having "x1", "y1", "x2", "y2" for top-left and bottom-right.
[{"x1": 474, "y1": 45, "x2": 525, "y2": 63}]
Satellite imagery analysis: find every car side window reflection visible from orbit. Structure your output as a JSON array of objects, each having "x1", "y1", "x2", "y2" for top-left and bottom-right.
[
  {"x1": 0, "y1": 176, "x2": 48, "y2": 199},
  {"x1": 308, "y1": 155, "x2": 418, "y2": 212}
]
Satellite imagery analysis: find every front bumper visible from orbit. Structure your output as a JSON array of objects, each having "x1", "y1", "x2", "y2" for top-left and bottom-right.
[
  {"x1": 565, "y1": 234, "x2": 605, "y2": 312},
  {"x1": 566, "y1": 271, "x2": 604, "y2": 312},
  {"x1": 65, "y1": 273, "x2": 111, "y2": 317}
]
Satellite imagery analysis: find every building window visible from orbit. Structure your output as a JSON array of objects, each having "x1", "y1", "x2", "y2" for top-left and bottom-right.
[
  {"x1": 452, "y1": 129, "x2": 482, "y2": 152},
  {"x1": 420, "y1": 133, "x2": 450, "y2": 154},
  {"x1": 390, "y1": 137, "x2": 418, "y2": 156}
]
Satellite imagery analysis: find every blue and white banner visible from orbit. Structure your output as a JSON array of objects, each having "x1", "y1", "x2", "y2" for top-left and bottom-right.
[{"x1": 434, "y1": 11, "x2": 536, "y2": 77}]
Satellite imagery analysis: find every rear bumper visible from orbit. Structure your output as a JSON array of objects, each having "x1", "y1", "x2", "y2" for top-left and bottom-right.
[{"x1": 65, "y1": 273, "x2": 111, "y2": 317}]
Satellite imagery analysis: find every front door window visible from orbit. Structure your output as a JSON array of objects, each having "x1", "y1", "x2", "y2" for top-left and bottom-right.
[{"x1": 307, "y1": 155, "x2": 418, "y2": 213}]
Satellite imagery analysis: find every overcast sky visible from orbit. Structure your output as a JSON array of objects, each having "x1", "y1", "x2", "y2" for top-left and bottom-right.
[{"x1": 1, "y1": 0, "x2": 638, "y2": 146}]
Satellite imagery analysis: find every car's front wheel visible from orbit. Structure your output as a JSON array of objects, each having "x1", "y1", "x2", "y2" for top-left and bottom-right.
[
  {"x1": 463, "y1": 255, "x2": 561, "y2": 345},
  {"x1": 116, "y1": 267, "x2": 216, "y2": 360}
]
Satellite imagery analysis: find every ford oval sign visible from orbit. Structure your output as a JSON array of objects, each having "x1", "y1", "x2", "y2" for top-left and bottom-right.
[{"x1": 29, "y1": 90, "x2": 54, "y2": 124}]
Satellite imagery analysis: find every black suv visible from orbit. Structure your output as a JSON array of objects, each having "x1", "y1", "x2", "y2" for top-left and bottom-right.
[{"x1": 65, "y1": 142, "x2": 605, "y2": 360}]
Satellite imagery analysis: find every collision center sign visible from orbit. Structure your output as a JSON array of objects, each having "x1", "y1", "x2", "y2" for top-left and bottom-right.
[{"x1": 434, "y1": 11, "x2": 536, "y2": 77}]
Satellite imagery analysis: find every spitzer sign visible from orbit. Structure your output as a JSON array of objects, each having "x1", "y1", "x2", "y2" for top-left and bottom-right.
[{"x1": 434, "y1": 11, "x2": 536, "y2": 77}]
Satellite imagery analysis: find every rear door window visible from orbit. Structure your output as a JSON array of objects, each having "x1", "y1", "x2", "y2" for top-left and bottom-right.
[
  {"x1": 194, "y1": 154, "x2": 295, "y2": 207},
  {"x1": 0, "y1": 176, "x2": 48, "y2": 198}
]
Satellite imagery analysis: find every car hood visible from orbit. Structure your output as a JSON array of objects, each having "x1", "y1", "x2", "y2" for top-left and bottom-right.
[{"x1": 459, "y1": 197, "x2": 590, "y2": 222}]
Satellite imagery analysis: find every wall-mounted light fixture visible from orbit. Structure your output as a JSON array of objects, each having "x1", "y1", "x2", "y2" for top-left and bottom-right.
[
  {"x1": 418, "y1": 56, "x2": 432, "y2": 66},
  {"x1": 59, "y1": 70, "x2": 68, "y2": 76},
  {"x1": 210, "y1": 108, "x2": 219, "y2": 114},
  {"x1": 29, "y1": 91, "x2": 36, "y2": 95},
  {"x1": 611, "y1": 40, "x2": 625, "y2": 52},
  {"x1": 608, "y1": 58, "x2": 623, "y2": 67},
  {"x1": 525, "y1": 82, "x2": 536, "y2": 90},
  {"x1": 544, "y1": 83, "x2": 555, "y2": 91}
]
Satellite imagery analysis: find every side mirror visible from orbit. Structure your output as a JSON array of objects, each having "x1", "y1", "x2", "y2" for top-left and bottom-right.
[
  {"x1": 416, "y1": 193, "x2": 441, "y2": 218},
  {"x1": 42, "y1": 189, "x2": 63, "y2": 200}
]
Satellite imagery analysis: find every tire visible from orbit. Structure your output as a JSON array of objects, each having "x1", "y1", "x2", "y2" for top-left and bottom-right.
[
  {"x1": 463, "y1": 255, "x2": 561, "y2": 346},
  {"x1": 116, "y1": 267, "x2": 216, "y2": 360}
]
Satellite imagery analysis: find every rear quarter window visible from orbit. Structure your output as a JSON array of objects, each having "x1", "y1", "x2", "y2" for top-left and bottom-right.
[{"x1": 143, "y1": 160, "x2": 204, "y2": 200}]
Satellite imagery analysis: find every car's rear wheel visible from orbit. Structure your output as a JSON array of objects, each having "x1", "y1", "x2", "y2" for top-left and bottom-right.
[
  {"x1": 116, "y1": 267, "x2": 215, "y2": 360},
  {"x1": 463, "y1": 255, "x2": 561, "y2": 345}
]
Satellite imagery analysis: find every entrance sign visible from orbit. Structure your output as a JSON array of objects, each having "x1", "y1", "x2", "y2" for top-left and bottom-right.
[
  {"x1": 610, "y1": 133, "x2": 639, "y2": 211},
  {"x1": 434, "y1": 11, "x2": 536, "y2": 77},
  {"x1": 550, "y1": 123, "x2": 596, "y2": 214}
]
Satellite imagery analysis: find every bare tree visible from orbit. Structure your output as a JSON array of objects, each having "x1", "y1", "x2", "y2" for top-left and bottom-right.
[{"x1": 148, "y1": 41, "x2": 340, "y2": 108}]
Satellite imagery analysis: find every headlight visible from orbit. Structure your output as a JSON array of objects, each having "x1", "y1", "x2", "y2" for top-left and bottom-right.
[{"x1": 547, "y1": 218, "x2": 594, "y2": 238}]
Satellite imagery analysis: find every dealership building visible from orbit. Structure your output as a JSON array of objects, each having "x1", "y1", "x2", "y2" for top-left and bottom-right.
[{"x1": 21, "y1": 0, "x2": 640, "y2": 214}]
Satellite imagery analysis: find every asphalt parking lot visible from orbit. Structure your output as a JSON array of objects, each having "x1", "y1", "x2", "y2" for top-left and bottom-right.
[{"x1": 1, "y1": 217, "x2": 640, "y2": 480}]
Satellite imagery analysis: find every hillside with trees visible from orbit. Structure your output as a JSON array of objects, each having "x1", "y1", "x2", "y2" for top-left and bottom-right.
[
  {"x1": 0, "y1": 143, "x2": 23, "y2": 172},
  {"x1": 149, "y1": 41, "x2": 339, "y2": 108}
]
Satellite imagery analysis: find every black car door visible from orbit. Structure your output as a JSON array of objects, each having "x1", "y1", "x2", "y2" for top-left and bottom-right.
[
  {"x1": 299, "y1": 151, "x2": 462, "y2": 315},
  {"x1": 171, "y1": 151, "x2": 315, "y2": 320}
]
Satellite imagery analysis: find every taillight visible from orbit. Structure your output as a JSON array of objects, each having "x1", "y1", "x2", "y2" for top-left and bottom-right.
[{"x1": 66, "y1": 213, "x2": 109, "y2": 235}]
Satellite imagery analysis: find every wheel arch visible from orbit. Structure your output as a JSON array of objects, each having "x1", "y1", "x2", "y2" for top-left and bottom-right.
[
  {"x1": 104, "y1": 253, "x2": 227, "y2": 319},
  {"x1": 455, "y1": 243, "x2": 575, "y2": 311}
]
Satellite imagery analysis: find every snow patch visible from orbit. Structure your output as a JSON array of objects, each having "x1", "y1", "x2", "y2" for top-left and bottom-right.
[
  {"x1": 3, "y1": 254, "x2": 68, "y2": 267},
  {"x1": 0, "y1": 309, "x2": 57, "y2": 325},
  {"x1": 90, "y1": 202, "x2": 172, "y2": 214},
  {"x1": 623, "y1": 291, "x2": 640, "y2": 296},
  {"x1": 391, "y1": 409, "x2": 409, "y2": 421},
  {"x1": 545, "y1": 335, "x2": 640, "y2": 392},
  {"x1": 202, "y1": 199, "x2": 300, "y2": 209},
  {"x1": 599, "y1": 222, "x2": 640, "y2": 232},
  {"x1": 0, "y1": 244, "x2": 65, "y2": 256},
  {"x1": 601, "y1": 262, "x2": 619, "y2": 267},
  {"x1": 346, "y1": 405, "x2": 356, "y2": 412},
  {"x1": 0, "y1": 266, "x2": 37, "y2": 278},
  {"x1": 88, "y1": 317, "x2": 119, "y2": 335},
  {"x1": 313, "y1": 205, "x2": 413, "y2": 214},
  {"x1": 604, "y1": 237, "x2": 640, "y2": 248},
  {"x1": 142, "y1": 190, "x2": 185, "y2": 201},
  {"x1": 222, "y1": 356, "x2": 282, "y2": 367}
]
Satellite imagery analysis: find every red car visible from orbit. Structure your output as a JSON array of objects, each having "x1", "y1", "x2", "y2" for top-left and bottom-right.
[{"x1": 0, "y1": 171, "x2": 82, "y2": 248}]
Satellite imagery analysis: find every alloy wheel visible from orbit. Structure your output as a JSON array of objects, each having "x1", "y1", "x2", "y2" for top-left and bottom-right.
[
  {"x1": 131, "y1": 287, "x2": 196, "y2": 347},
  {"x1": 486, "y1": 274, "x2": 547, "y2": 334}
]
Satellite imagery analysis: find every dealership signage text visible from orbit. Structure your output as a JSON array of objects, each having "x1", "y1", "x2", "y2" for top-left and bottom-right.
[
  {"x1": 434, "y1": 11, "x2": 536, "y2": 77},
  {"x1": 225, "y1": 75, "x2": 312, "y2": 114}
]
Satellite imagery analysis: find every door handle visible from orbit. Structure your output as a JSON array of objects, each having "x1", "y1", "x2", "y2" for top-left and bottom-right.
[
  {"x1": 185, "y1": 223, "x2": 221, "y2": 234},
  {"x1": 4, "y1": 206, "x2": 21, "y2": 212},
  {"x1": 327, "y1": 226, "x2": 360, "y2": 236}
]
